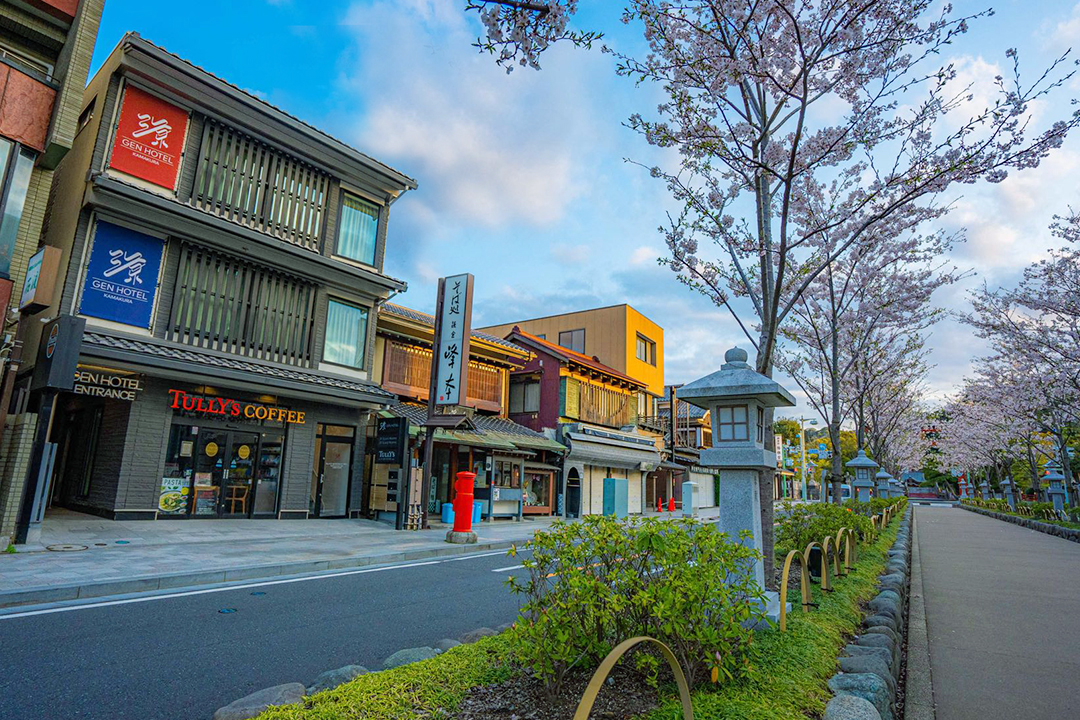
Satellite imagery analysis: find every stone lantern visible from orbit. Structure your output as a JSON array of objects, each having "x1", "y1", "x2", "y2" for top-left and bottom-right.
[
  {"x1": 1045, "y1": 461, "x2": 1068, "y2": 514},
  {"x1": 890, "y1": 476, "x2": 903, "y2": 498},
  {"x1": 875, "y1": 469, "x2": 893, "y2": 499},
  {"x1": 978, "y1": 479, "x2": 989, "y2": 500},
  {"x1": 846, "y1": 450, "x2": 879, "y2": 503},
  {"x1": 680, "y1": 347, "x2": 796, "y2": 596},
  {"x1": 1000, "y1": 476, "x2": 1016, "y2": 511}
]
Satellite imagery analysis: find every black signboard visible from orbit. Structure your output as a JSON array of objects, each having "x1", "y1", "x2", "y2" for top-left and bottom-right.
[
  {"x1": 31, "y1": 315, "x2": 86, "y2": 392},
  {"x1": 375, "y1": 417, "x2": 408, "y2": 465}
]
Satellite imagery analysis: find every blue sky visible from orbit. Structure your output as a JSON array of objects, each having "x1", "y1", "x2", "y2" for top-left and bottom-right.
[{"x1": 89, "y1": 1, "x2": 1080, "y2": 419}]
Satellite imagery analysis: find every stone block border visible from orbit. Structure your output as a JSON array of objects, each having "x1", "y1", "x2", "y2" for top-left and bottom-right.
[
  {"x1": 960, "y1": 504, "x2": 1080, "y2": 543},
  {"x1": 824, "y1": 506, "x2": 912, "y2": 720}
]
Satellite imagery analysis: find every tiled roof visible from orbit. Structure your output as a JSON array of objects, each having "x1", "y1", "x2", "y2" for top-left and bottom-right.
[
  {"x1": 127, "y1": 34, "x2": 417, "y2": 189},
  {"x1": 83, "y1": 332, "x2": 395, "y2": 399},
  {"x1": 387, "y1": 402, "x2": 565, "y2": 453},
  {"x1": 657, "y1": 402, "x2": 709, "y2": 420},
  {"x1": 509, "y1": 328, "x2": 644, "y2": 387},
  {"x1": 380, "y1": 303, "x2": 524, "y2": 352}
]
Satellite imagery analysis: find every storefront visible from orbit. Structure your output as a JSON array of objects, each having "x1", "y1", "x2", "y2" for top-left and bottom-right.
[
  {"x1": 560, "y1": 423, "x2": 662, "y2": 518},
  {"x1": 375, "y1": 403, "x2": 566, "y2": 521},
  {"x1": 47, "y1": 331, "x2": 395, "y2": 522}
]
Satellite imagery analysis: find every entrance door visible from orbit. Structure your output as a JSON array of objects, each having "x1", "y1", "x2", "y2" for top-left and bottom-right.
[
  {"x1": 192, "y1": 430, "x2": 260, "y2": 518},
  {"x1": 311, "y1": 425, "x2": 355, "y2": 518},
  {"x1": 221, "y1": 432, "x2": 259, "y2": 518},
  {"x1": 566, "y1": 468, "x2": 581, "y2": 518}
]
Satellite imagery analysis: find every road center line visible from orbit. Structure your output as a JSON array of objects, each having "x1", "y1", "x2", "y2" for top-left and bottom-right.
[{"x1": 490, "y1": 564, "x2": 525, "y2": 572}]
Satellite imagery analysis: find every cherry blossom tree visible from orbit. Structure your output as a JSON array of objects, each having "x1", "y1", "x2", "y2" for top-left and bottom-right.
[{"x1": 778, "y1": 220, "x2": 960, "y2": 501}]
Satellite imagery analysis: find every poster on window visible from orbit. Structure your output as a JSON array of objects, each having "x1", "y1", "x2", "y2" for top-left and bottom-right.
[
  {"x1": 158, "y1": 477, "x2": 189, "y2": 515},
  {"x1": 108, "y1": 84, "x2": 189, "y2": 190},
  {"x1": 79, "y1": 221, "x2": 164, "y2": 328}
]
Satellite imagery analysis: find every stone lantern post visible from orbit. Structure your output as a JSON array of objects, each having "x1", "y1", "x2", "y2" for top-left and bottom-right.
[
  {"x1": 1045, "y1": 461, "x2": 1068, "y2": 514},
  {"x1": 978, "y1": 480, "x2": 989, "y2": 500},
  {"x1": 847, "y1": 450, "x2": 879, "y2": 503},
  {"x1": 680, "y1": 347, "x2": 796, "y2": 597},
  {"x1": 875, "y1": 469, "x2": 893, "y2": 499},
  {"x1": 1000, "y1": 476, "x2": 1016, "y2": 511}
]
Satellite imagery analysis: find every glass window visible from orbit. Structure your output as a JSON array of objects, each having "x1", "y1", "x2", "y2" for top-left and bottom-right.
[
  {"x1": 510, "y1": 380, "x2": 541, "y2": 413},
  {"x1": 324, "y1": 299, "x2": 369, "y2": 369},
  {"x1": 636, "y1": 333, "x2": 656, "y2": 365},
  {"x1": 0, "y1": 145, "x2": 35, "y2": 279},
  {"x1": 716, "y1": 404, "x2": 749, "y2": 442},
  {"x1": 756, "y1": 407, "x2": 765, "y2": 444},
  {"x1": 558, "y1": 328, "x2": 585, "y2": 354},
  {"x1": 336, "y1": 193, "x2": 379, "y2": 266},
  {"x1": 524, "y1": 471, "x2": 551, "y2": 507}
]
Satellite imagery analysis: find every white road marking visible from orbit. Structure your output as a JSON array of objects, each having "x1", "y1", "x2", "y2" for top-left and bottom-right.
[
  {"x1": 490, "y1": 564, "x2": 525, "y2": 573},
  {"x1": 0, "y1": 559, "x2": 452, "y2": 620},
  {"x1": 443, "y1": 550, "x2": 512, "y2": 562}
]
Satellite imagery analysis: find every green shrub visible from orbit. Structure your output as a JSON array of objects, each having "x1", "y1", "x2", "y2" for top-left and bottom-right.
[
  {"x1": 775, "y1": 503, "x2": 874, "y2": 558},
  {"x1": 506, "y1": 516, "x2": 765, "y2": 694}
]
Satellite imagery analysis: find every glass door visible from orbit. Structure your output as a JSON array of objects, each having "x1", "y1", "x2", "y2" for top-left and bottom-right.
[
  {"x1": 192, "y1": 430, "x2": 228, "y2": 517},
  {"x1": 221, "y1": 432, "x2": 259, "y2": 518},
  {"x1": 311, "y1": 424, "x2": 355, "y2": 518},
  {"x1": 252, "y1": 431, "x2": 283, "y2": 517}
]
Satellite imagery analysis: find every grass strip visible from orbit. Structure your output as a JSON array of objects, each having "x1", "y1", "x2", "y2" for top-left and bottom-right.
[{"x1": 257, "y1": 518, "x2": 901, "y2": 720}]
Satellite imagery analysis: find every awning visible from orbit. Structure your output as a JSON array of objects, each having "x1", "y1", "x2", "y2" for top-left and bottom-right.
[
  {"x1": 564, "y1": 431, "x2": 662, "y2": 472},
  {"x1": 382, "y1": 403, "x2": 566, "y2": 455},
  {"x1": 525, "y1": 461, "x2": 561, "y2": 472}
]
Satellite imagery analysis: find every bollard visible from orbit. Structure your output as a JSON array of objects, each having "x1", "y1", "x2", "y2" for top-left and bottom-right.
[{"x1": 446, "y1": 471, "x2": 478, "y2": 544}]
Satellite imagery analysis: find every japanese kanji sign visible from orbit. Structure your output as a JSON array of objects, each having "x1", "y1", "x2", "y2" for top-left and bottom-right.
[{"x1": 433, "y1": 273, "x2": 473, "y2": 406}]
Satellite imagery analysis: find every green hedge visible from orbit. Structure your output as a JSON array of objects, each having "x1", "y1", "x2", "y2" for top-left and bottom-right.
[{"x1": 257, "y1": 516, "x2": 902, "y2": 720}]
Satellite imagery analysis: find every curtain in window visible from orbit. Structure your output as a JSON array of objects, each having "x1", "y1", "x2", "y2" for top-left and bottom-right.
[
  {"x1": 325, "y1": 300, "x2": 368, "y2": 369},
  {"x1": 337, "y1": 193, "x2": 378, "y2": 265}
]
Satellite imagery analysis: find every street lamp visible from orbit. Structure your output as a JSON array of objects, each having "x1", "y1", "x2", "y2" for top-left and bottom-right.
[{"x1": 800, "y1": 417, "x2": 818, "y2": 501}]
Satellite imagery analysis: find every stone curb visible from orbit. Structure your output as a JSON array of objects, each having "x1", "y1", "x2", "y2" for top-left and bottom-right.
[
  {"x1": 904, "y1": 509, "x2": 934, "y2": 720},
  {"x1": 959, "y1": 505, "x2": 1080, "y2": 543},
  {"x1": 824, "y1": 505, "x2": 912, "y2": 720},
  {"x1": 0, "y1": 539, "x2": 520, "y2": 610}
]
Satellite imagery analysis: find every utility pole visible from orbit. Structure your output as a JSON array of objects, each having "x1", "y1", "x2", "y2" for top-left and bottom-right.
[{"x1": 800, "y1": 417, "x2": 807, "y2": 501}]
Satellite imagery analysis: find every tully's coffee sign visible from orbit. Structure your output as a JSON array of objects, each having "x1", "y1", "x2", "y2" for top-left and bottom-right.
[
  {"x1": 375, "y1": 416, "x2": 408, "y2": 465},
  {"x1": 168, "y1": 388, "x2": 306, "y2": 424},
  {"x1": 74, "y1": 369, "x2": 144, "y2": 401}
]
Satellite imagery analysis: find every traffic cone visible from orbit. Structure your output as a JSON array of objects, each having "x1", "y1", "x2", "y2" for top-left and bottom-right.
[
  {"x1": 667, "y1": 497, "x2": 675, "y2": 512},
  {"x1": 656, "y1": 496, "x2": 662, "y2": 513}
]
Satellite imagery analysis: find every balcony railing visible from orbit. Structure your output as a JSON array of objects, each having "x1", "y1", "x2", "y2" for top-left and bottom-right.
[
  {"x1": 190, "y1": 120, "x2": 329, "y2": 252},
  {"x1": 382, "y1": 341, "x2": 503, "y2": 412}
]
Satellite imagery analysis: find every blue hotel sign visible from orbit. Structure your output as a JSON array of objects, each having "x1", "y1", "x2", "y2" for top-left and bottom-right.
[{"x1": 79, "y1": 221, "x2": 165, "y2": 328}]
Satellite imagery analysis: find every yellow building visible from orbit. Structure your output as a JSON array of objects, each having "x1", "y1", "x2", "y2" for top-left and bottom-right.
[{"x1": 479, "y1": 304, "x2": 665, "y2": 413}]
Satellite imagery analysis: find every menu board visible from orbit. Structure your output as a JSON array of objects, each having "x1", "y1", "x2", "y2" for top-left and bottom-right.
[
  {"x1": 193, "y1": 486, "x2": 218, "y2": 516},
  {"x1": 158, "y1": 477, "x2": 190, "y2": 515}
]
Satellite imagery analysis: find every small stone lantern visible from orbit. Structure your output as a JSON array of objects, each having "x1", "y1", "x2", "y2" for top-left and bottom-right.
[
  {"x1": 680, "y1": 347, "x2": 795, "y2": 596},
  {"x1": 1045, "y1": 461, "x2": 1068, "y2": 514},
  {"x1": 890, "y1": 477, "x2": 903, "y2": 498},
  {"x1": 875, "y1": 469, "x2": 893, "y2": 499},
  {"x1": 847, "y1": 450, "x2": 879, "y2": 503},
  {"x1": 978, "y1": 480, "x2": 989, "y2": 500},
  {"x1": 1000, "y1": 476, "x2": 1016, "y2": 511}
]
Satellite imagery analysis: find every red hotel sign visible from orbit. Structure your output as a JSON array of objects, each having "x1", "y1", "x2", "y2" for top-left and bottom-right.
[
  {"x1": 109, "y1": 85, "x2": 189, "y2": 190},
  {"x1": 168, "y1": 389, "x2": 306, "y2": 424}
]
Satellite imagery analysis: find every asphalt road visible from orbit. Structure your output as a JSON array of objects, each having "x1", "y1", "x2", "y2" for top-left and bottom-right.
[
  {"x1": 0, "y1": 549, "x2": 529, "y2": 720},
  {"x1": 916, "y1": 505, "x2": 1080, "y2": 720}
]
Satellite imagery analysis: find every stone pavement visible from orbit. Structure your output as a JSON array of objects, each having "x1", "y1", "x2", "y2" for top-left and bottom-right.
[
  {"x1": 0, "y1": 508, "x2": 559, "y2": 608},
  {"x1": 914, "y1": 505, "x2": 1080, "y2": 720}
]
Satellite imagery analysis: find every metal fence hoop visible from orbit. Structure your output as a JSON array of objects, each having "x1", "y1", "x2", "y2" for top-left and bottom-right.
[{"x1": 572, "y1": 636, "x2": 694, "y2": 720}]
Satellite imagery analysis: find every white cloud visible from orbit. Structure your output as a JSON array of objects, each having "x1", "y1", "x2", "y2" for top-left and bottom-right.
[
  {"x1": 1047, "y1": 2, "x2": 1080, "y2": 48},
  {"x1": 338, "y1": 0, "x2": 607, "y2": 229},
  {"x1": 630, "y1": 245, "x2": 659, "y2": 265},
  {"x1": 550, "y1": 243, "x2": 590, "y2": 264}
]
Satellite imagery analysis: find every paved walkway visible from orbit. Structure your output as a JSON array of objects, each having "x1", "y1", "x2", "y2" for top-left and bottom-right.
[
  {"x1": 915, "y1": 505, "x2": 1080, "y2": 719},
  {"x1": 0, "y1": 509, "x2": 560, "y2": 607}
]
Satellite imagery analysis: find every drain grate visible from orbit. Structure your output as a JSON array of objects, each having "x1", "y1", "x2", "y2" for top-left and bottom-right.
[{"x1": 46, "y1": 544, "x2": 88, "y2": 552}]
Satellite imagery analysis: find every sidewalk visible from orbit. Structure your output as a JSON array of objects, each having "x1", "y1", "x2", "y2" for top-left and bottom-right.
[
  {"x1": 914, "y1": 505, "x2": 1080, "y2": 719},
  {"x1": 0, "y1": 509, "x2": 558, "y2": 609}
]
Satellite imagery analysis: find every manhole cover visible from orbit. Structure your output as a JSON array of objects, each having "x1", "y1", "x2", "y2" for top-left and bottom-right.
[{"x1": 46, "y1": 544, "x2": 88, "y2": 552}]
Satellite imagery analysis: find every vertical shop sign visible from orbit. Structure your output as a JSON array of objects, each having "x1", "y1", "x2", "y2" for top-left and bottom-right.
[
  {"x1": 79, "y1": 221, "x2": 165, "y2": 328},
  {"x1": 108, "y1": 85, "x2": 189, "y2": 190},
  {"x1": 433, "y1": 274, "x2": 473, "y2": 406}
]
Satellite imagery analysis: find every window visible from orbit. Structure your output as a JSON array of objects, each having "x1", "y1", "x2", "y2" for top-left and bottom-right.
[
  {"x1": 716, "y1": 405, "x2": 749, "y2": 442},
  {"x1": 0, "y1": 141, "x2": 35, "y2": 278},
  {"x1": 636, "y1": 333, "x2": 656, "y2": 365},
  {"x1": 324, "y1": 299, "x2": 369, "y2": 369},
  {"x1": 509, "y1": 379, "x2": 540, "y2": 414},
  {"x1": 756, "y1": 407, "x2": 765, "y2": 444},
  {"x1": 536, "y1": 334, "x2": 546, "y2": 340},
  {"x1": 76, "y1": 98, "x2": 96, "y2": 135},
  {"x1": 558, "y1": 328, "x2": 585, "y2": 354},
  {"x1": 336, "y1": 192, "x2": 379, "y2": 266}
]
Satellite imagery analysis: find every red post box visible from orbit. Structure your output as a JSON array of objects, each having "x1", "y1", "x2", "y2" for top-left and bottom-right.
[{"x1": 452, "y1": 471, "x2": 477, "y2": 534}]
